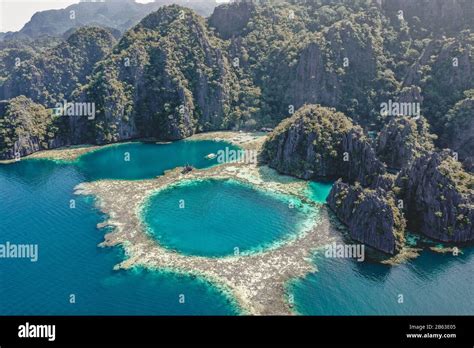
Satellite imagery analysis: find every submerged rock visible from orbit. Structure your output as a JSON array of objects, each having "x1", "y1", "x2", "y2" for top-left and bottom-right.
[
  {"x1": 327, "y1": 180, "x2": 406, "y2": 255},
  {"x1": 395, "y1": 150, "x2": 474, "y2": 242}
]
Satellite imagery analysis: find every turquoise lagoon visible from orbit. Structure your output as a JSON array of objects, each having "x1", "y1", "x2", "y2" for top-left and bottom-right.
[
  {"x1": 142, "y1": 179, "x2": 315, "y2": 257},
  {"x1": 0, "y1": 140, "x2": 473, "y2": 315},
  {"x1": 76, "y1": 140, "x2": 240, "y2": 180}
]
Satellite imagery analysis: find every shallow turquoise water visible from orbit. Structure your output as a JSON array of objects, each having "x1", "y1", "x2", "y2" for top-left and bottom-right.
[
  {"x1": 0, "y1": 141, "x2": 239, "y2": 315},
  {"x1": 306, "y1": 181, "x2": 333, "y2": 203},
  {"x1": 76, "y1": 140, "x2": 240, "y2": 180},
  {"x1": 143, "y1": 179, "x2": 315, "y2": 256}
]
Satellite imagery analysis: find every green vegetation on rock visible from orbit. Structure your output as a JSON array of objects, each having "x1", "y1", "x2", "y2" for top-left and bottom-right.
[{"x1": 0, "y1": 96, "x2": 58, "y2": 159}]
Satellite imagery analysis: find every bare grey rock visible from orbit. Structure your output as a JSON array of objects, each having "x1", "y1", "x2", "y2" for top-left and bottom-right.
[
  {"x1": 395, "y1": 149, "x2": 474, "y2": 242},
  {"x1": 327, "y1": 180, "x2": 406, "y2": 255}
]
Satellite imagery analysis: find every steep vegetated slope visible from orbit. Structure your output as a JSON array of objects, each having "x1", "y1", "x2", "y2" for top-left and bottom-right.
[
  {"x1": 80, "y1": 5, "x2": 248, "y2": 144},
  {"x1": 0, "y1": 96, "x2": 59, "y2": 159},
  {"x1": 2, "y1": 27, "x2": 116, "y2": 106}
]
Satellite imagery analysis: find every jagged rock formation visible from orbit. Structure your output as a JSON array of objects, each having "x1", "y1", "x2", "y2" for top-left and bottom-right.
[
  {"x1": 441, "y1": 94, "x2": 474, "y2": 172},
  {"x1": 402, "y1": 32, "x2": 474, "y2": 135},
  {"x1": 263, "y1": 101, "x2": 474, "y2": 251},
  {"x1": 285, "y1": 40, "x2": 340, "y2": 114},
  {"x1": 209, "y1": 1, "x2": 402, "y2": 126},
  {"x1": 327, "y1": 180, "x2": 406, "y2": 255},
  {"x1": 261, "y1": 104, "x2": 385, "y2": 186},
  {"x1": 381, "y1": 0, "x2": 474, "y2": 36},
  {"x1": 342, "y1": 127, "x2": 387, "y2": 187},
  {"x1": 262, "y1": 104, "x2": 409, "y2": 254},
  {"x1": 208, "y1": 0, "x2": 256, "y2": 39},
  {"x1": 261, "y1": 104, "x2": 353, "y2": 179},
  {"x1": 395, "y1": 150, "x2": 474, "y2": 242},
  {"x1": 376, "y1": 116, "x2": 435, "y2": 170},
  {"x1": 0, "y1": 47, "x2": 36, "y2": 85},
  {"x1": 81, "y1": 5, "x2": 244, "y2": 144},
  {"x1": 2, "y1": 27, "x2": 116, "y2": 106},
  {"x1": 0, "y1": 96, "x2": 59, "y2": 160}
]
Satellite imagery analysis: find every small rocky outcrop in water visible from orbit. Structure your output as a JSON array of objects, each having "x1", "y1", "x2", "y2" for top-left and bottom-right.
[
  {"x1": 327, "y1": 180, "x2": 406, "y2": 255},
  {"x1": 261, "y1": 104, "x2": 385, "y2": 186},
  {"x1": 376, "y1": 115, "x2": 435, "y2": 170},
  {"x1": 261, "y1": 104, "x2": 352, "y2": 179},
  {"x1": 0, "y1": 96, "x2": 59, "y2": 160},
  {"x1": 395, "y1": 150, "x2": 474, "y2": 242}
]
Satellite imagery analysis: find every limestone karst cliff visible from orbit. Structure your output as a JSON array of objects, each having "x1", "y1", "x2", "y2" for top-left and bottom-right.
[
  {"x1": 0, "y1": 96, "x2": 59, "y2": 160},
  {"x1": 327, "y1": 180, "x2": 406, "y2": 255},
  {"x1": 395, "y1": 150, "x2": 474, "y2": 242},
  {"x1": 261, "y1": 104, "x2": 386, "y2": 186}
]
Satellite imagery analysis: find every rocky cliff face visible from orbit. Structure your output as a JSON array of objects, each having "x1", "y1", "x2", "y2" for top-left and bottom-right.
[
  {"x1": 82, "y1": 5, "x2": 243, "y2": 144},
  {"x1": 264, "y1": 103, "x2": 473, "y2": 252},
  {"x1": 342, "y1": 127, "x2": 387, "y2": 187},
  {"x1": 327, "y1": 180, "x2": 406, "y2": 255},
  {"x1": 208, "y1": 0, "x2": 256, "y2": 39},
  {"x1": 376, "y1": 116, "x2": 435, "y2": 170},
  {"x1": 2, "y1": 27, "x2": 116, "y2": 106},
  {"x1": 261, "y1": 104, "x2": 352, "y2": 180},
  {"x1": 381, "y1": 0, "x2": 473, "y2": 36},
  {"x1": 285, "y1": 41, "x2": 340, "y2": 112},
  {"x1": 265, "y1": 12, "x2": 394, "y2": 125},
  {"x1": 402, "y1": 32, "x2": 474, "y2": 135},
  {"x1": 0, "y1": 96, "x2": 60, "y2": 160},
  {"x1": 395, "y1": 150, "x2": 474, "y2": 242},
  {"x1": 323, "y1": 16, "x2": 392, "y2": 124},
  {"x1": 262, "y1": 104, "x2": 385, "y2": 186},
  {"x1": 442, "y1": 95, "x2": 474, "y2": 172}
]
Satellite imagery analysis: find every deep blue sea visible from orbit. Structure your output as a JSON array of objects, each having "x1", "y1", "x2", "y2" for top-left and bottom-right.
[
  {"x1": 290, "y1": 249, "x2": 474, "y2": 315},
  {"x1": 0, "y1": 141, "x2": 472, "y2": 315}
]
